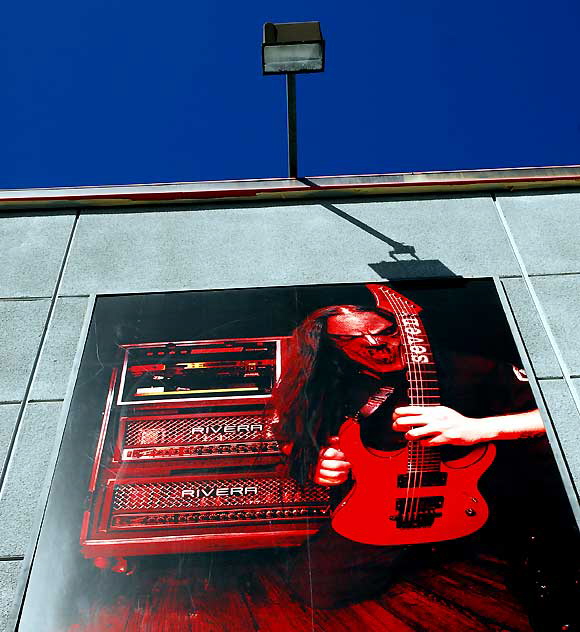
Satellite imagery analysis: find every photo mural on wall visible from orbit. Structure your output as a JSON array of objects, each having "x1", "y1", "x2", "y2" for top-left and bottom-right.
[{"x1": 14, "y1": 280, "x2": 580, "y2": 631}]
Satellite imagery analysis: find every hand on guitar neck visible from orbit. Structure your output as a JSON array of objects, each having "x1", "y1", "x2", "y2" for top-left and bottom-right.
[
  {"x1": 313, "y1": 407, "x2": 545, "y2": 486},
  {"x1": 393, "y1": 406, "x2": 546, "y2": 445},
  {"x1": 393, "y1": 406, "x2": 498, "y2": 446}
]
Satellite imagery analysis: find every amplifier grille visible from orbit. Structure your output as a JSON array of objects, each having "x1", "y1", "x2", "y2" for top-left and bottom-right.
[
  {"x1": 113, "y1": 478, "x2": 328, "y2": 511},
  {"x1": 120, "y1": 413, "x2": 281, "y2": 462},
  {"x1": 124, "y1": 414, "x2": 273, "y2": 447}
]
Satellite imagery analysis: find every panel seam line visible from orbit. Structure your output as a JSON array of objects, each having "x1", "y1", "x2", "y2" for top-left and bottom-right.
[
  {"x1": 492, "y1": 196, "x2": 580, "y2": 415},
  {"x1": 0, "y1": 213, "x2": 80, "y2": 493}
]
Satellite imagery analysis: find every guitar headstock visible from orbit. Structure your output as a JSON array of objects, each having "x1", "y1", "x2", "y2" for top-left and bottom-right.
[{"x1": 366, "y1": 284, "x2": 422, "y2": 315}]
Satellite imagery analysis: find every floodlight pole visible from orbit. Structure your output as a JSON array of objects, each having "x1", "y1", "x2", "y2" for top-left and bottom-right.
[
  {"x1": 262, "y1": 21, "x2": 324, "y2": 178},
  {"x1": 286, "y1": 73, "x2": 298, "y2": 179}
]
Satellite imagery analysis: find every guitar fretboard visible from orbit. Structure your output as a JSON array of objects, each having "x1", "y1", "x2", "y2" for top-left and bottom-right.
[{"x1": 378, "y1": 288, "x2": 441, "y2": 476}]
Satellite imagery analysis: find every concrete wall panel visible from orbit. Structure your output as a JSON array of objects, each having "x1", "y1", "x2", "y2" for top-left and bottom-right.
[
  {"x1": 539, "y1": 379, "x2": 580, "y2": 493},
  {"x1": 0, "y1": 405, "x2": 20, "y2": 477},
  {"x1": 60, "y1": 196, "x2": 518, "y2": 295},
  {"x1": 0, "y1": 562, "x2": 21, "y2": 632},
  {"x1": 501, "y1": 277, "x2": 561, "y2": 379},
  {"x1": 29, "y1": 297, "x2": 90, "y2": 401},
  {"x1": 529, "y1": 274, "x2": 580, "y2": 377},
  {"x1": 499, "y1": 192, "x2": 580, "y2": 275},
  {"x1": 0, "y1": 214, "x2": 75, "y2": 298},
  {"x1": 0, "y1": 300, "x2": 50, "y2": 402},
  {"x1": 338, "y1": 195, "x2": 521, "y2": 278},
  {"x1": 0, "y1": 402, "x2": 62, "y2": 557},
  {"x1": 61, "y1": 205, "x2": 384, "y2": 294}
]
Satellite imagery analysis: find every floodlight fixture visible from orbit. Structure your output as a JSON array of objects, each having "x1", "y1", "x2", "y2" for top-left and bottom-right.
[
  {"x1": 262, "y1": 21, "x2": 325, "y2": 75},
  {"x1": 262, "y1": 21, "x2": 325, "y2": 178}
]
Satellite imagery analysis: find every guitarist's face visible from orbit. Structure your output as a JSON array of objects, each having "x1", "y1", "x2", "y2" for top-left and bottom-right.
[{"x1": 326, "y1": 311, "x2": 406, "y2": 374}]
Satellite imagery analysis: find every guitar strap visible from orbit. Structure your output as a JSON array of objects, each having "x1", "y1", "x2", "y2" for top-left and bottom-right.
[{"x1": 357, "y1": 386, "x2": 395, "y2": 418}]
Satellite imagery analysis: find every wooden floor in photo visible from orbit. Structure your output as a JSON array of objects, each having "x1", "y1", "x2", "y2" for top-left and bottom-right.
[{"x1": 68, "y1": 549, "x2": 534, "y2": 632}]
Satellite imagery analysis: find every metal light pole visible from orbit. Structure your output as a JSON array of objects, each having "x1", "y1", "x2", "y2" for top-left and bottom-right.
[
  {"x1": 262, "y1": 22, "x2": 325, "y2": 179},
  {"x1": 285, "y1": 73, "x2": 298, "y2": 178}
]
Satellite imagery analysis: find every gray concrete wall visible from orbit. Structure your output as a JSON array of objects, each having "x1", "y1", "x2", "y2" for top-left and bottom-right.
[{"x1": 1, "y1": 191, "x2": 579, "y2": 629}]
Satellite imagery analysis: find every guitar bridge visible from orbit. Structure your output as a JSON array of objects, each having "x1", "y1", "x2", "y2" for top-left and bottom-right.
[{"x1": 392, "y1": 496, "x2": 444, "y2": 529}]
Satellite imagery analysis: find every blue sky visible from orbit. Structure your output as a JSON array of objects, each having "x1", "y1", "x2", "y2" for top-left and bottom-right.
[{"x1": 1, "y1": 0, "x2": 579, "y2": 189}]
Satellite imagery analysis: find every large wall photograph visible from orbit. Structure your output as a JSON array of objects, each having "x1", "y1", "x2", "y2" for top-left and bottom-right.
[{"x1": 14, "y1": 280, "x2": 580, "y2": 631}]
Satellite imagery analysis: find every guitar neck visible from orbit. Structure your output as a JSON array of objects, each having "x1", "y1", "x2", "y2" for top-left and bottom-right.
[
  {"x1": 403, "y1": 330, "x2": 441, "y2": 473},
  {"x1": 374, "y1": 287, "x2": 442, "y2": 473}
]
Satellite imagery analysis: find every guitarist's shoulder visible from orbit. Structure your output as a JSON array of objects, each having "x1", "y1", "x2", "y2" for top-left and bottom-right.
[
  {"x1": 435, "y1": 350, "x2": 534, "y2": 414},
  {"x1": 433, "y1": 349, "x2": 498, "y2": 382},
  {"x1": 435, "y1": 349, "x2": 526, "y2": 380},
  {"x1": 434, "y1": 350, "x2": 530, "y2": 395}
]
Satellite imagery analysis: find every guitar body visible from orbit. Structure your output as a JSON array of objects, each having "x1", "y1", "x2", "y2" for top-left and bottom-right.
[{"x1": 332, "y1": 418, "x2": 496, "y2": 546}]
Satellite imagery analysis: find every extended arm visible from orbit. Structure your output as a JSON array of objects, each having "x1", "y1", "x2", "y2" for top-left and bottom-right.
[
  {"x1": 392, "y1": 406, "x2": 545, "y2": 446},
  {"x1": 313, "y1": 407, "x2": 546, "y2": 485},
  {"x1": 313, "y1": 407, "x2": 545, "y2": 485}
]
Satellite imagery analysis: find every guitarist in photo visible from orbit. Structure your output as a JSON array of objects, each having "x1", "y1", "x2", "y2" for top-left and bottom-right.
[{"x1": 272, "y1": 286, "x2": 551, "y2": 609}]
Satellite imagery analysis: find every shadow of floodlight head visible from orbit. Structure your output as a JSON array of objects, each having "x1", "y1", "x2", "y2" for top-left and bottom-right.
[{"x1": 369, "y1": 259, "x2": 461, "y2": 280}]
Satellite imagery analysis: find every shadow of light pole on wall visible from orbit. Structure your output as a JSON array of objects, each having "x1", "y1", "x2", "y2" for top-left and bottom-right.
[{"x1": 319, "y1": 201, "x2": 461, "y2": 280}]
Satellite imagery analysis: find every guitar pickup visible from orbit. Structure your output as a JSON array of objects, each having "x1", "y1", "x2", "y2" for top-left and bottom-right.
[
  {"x1": 395, "y1": 496, "x2": 444, "y2": 512},
  {"x1": 397, "y1": 472, "x2": 447, "y2": 488}
]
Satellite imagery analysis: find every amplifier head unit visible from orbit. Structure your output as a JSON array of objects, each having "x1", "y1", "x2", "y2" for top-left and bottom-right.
[
  {"x1": 118, "y1": 339, "x2": 282, "y2": 406},
  {"x1": 115, "y1": 410, "x2": 281, "y2": 467},
  {"x1": 81, "y1": 474, "x2": 330, "y2": 559}
]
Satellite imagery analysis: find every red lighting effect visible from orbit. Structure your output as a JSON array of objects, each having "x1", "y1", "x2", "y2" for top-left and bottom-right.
[
  {"x1": 92, "y1": 557, "x2": 110, "y2": 570},
  {"x1": 111, "y1": 558, "x2": 128, "y2": 574},
  {"x1": 128, "y1": 364, "x2": 165, "y2": 377}
]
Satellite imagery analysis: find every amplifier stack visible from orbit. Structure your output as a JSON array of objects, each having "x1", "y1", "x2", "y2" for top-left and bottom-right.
[{"x1": 80, "y1": 338, "x2": 330, "y2": 567}]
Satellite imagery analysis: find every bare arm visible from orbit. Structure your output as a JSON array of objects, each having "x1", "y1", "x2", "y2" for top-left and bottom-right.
[
  {"x1": 313, "y1": 408, "x2": 545, "y2": 485},
  {"x1": 392, "y1": 406, "x2": 545, "y2": 446}
]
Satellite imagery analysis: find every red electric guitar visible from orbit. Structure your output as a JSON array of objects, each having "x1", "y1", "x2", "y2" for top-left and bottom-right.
[{"x1": 331, "y1": 285, "x2": 496, "y2": 546}]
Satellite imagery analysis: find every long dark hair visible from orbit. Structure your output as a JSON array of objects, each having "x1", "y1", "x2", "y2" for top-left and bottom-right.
[{"x1": 271, "y1": 304, "x2": 394, "y2": 482}]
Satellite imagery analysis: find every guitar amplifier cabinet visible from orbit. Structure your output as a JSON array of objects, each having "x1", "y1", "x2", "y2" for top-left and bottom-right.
[
  {"x1": 112, "y1": 337, "x2": 285, "y2": 471},
  {"x1": 81, "y1": 474, "x2": 330, "y2": 558},
  {"x1": 117, "y1": 338, "x2": 282, "y2": 407},
  {"x1": 81, "y1": 336, "x2": 330, "y2": 565},
  {"x1": 112, "y1": 409, "x2": 282, "y2": 471}
]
